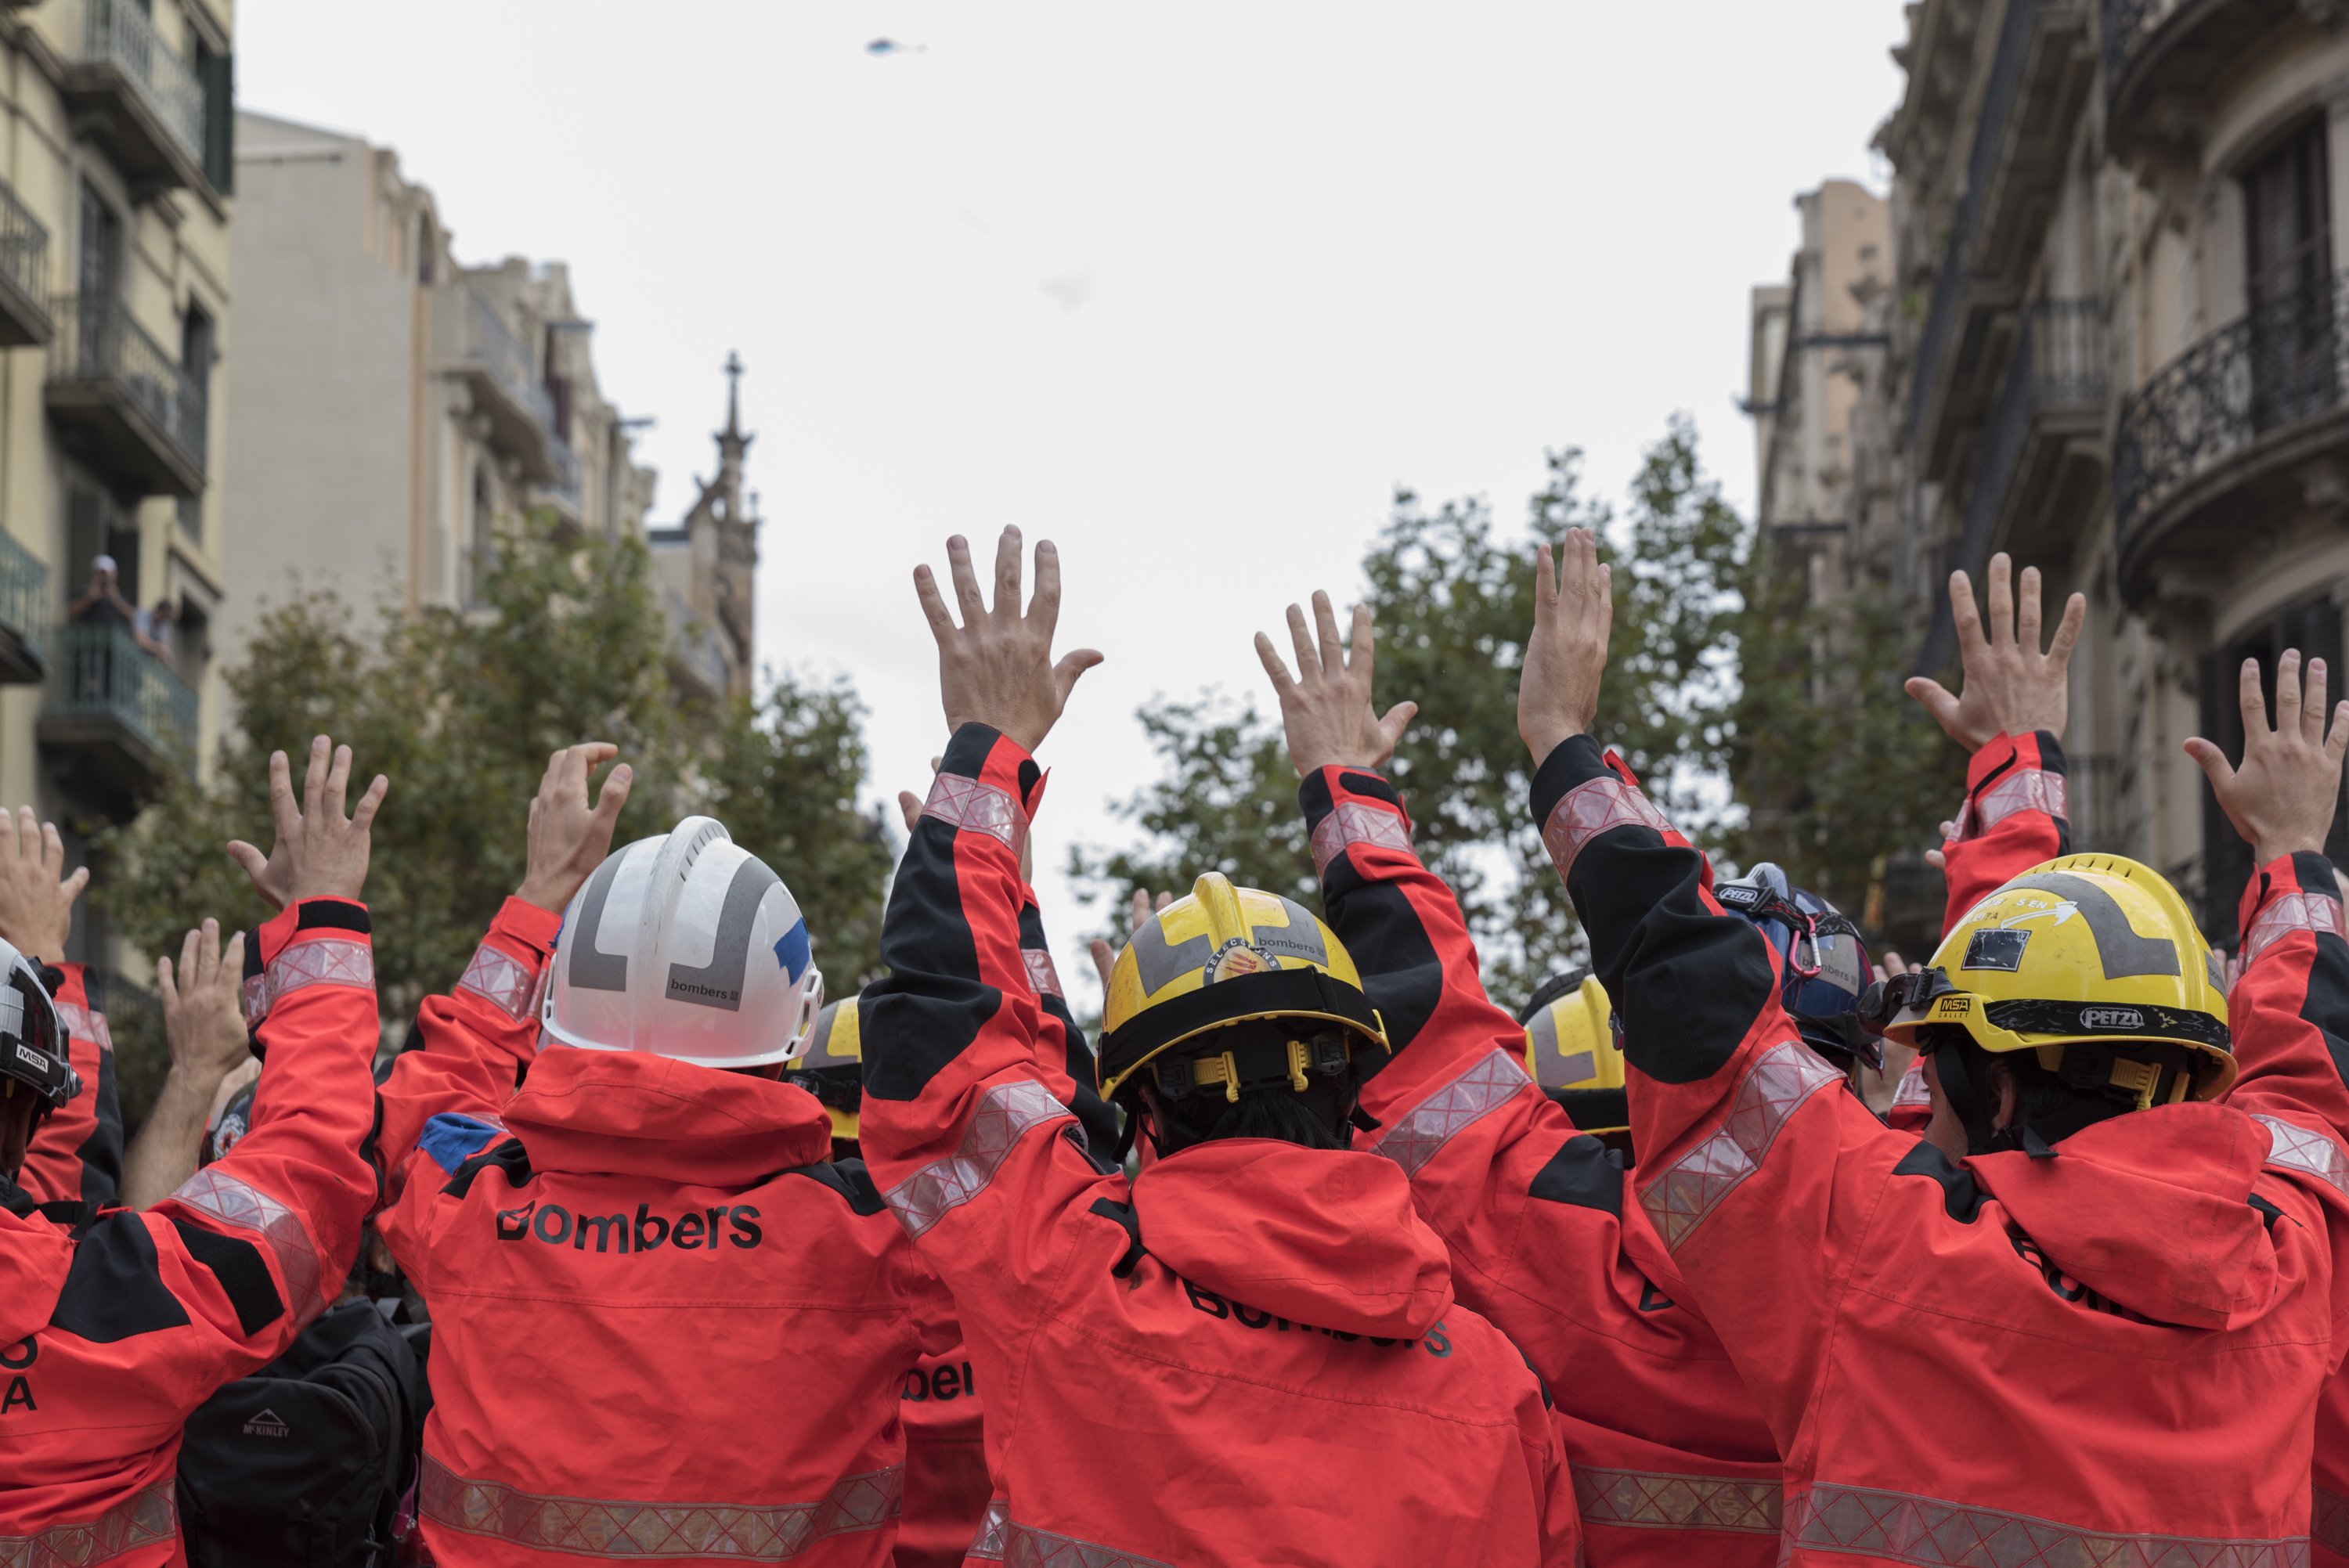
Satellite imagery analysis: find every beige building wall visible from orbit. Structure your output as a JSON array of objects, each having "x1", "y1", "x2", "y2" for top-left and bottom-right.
[{"x1": 0, "y1": 0, "x2": 238, "y2": 979}]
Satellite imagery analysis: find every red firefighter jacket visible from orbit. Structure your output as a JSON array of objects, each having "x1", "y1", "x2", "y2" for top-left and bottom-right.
[
  {"x1": 858, "y1": 723, "x2": 1580, "y2": 1568},
  {"x1": 375, "y1": 896, "x2": 943, "y2": 1568},
  {"x1": 1301, "y1": 762, "x2": 1781, "y2": 1566},
  {"x1": 0, "y1": 899, "x2": 381, "y2": 1566},
  {"x1": 20, "y1": 962, "x2": 123, "y2": 1213},
  {"x1": 1535, "y1": 730, "x2": 2349, "y2": 1562}
]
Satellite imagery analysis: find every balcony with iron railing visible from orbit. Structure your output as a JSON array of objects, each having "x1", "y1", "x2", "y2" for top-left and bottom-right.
[
  {"x1": 1918, "y1": 300, "x2": 2109, "y2": 671},
  {"x1": 56, "y1": 0, "x2": 209, "y2": 192},
  {"x1": 37, "y1": 622, "x2": 197, "y2": 808},
  {"x1": 535, "y1": 435, "x2": 585, "y2": 527},
  {"x1": 0, "y1": 529, "x2": 47, "y2": 684},
  {"x1": 0, "y1": 178, "x2": 51, "y2": 348},
  {"x1": 45, "y1": 293, "x2": 208, "y2": 496},
  {"x1": 438, "y1": 290, "x2": 559, "y2": 482},
  {"x1": 1905, "y1": 0, "x2": 2093, "y2": 482},
  {"x1": 2113, "y1": 272, "x2": 2349, "y2": 605},
  {"x1": 2103, "y1": 0, "x2": 2299, "y2": 164}
]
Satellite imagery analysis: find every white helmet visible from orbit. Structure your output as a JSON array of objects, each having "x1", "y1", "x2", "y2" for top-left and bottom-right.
[{"x1": 541, "y1": 816, "x2": 824, "y2": 1069}]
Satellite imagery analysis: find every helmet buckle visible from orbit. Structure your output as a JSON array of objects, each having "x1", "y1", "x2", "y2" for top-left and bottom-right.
[
  {"x1": 2105, "y1": 1055, "x2": 2161, "y2": 1112},
  {"x1": 1217, "y1": 1050, "x2": 1243, "y2": 1104},
  {"x1": 1286, "y1": 1039, "x2": 1312, "y2": 1094}
]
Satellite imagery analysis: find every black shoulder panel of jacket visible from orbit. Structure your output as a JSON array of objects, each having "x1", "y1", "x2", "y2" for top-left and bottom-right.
[
  {"x1": 168, "y1": 1215, "x2": 285, "y2": 1336},
  {"x1": 783, "y1": 1158, "x2": 889, "y2": 1217},
  {"x1": 441, "y1": 1137, "x2": 535, "y2": 1200},
  {"x1": 1892, "y1": 1141, "x2": 1987, "y2": 1224},
  {"x1": 1527, "y1": 1134, "x2": 1626, "y2": 1219},
  {"x1": 2291, "y1": 852, "x2": 2349, "y2": 1088},
  {"x1": 50, "y1": 1211, "x2": 191, "y2": 1343},
  {"x1": 74, "y1": 1039, "x2": 121, "y2": 1210},
  {"x1": 1531, "y1": 737, "x2": 1775, "y2": 1085}
]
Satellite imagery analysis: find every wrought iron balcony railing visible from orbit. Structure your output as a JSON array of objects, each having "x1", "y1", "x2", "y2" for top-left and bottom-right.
[
  {"x1": 539, "y1": 435, "x2": 584, "y2": 515},
  {"x1": 48, "y1": 293, "x2": 208, "y2": 491},
  {"x1": 2113, "y1": 272, "x2": 2349, "y2": 542},
  {"x1": 0, "y1": 528, "x2": 46, "y2": 681},
  {"x1": 41, "y1": 622, "x2": 197, "y2": 769},
  {"x1": 464, "y1": 291, "x2": 554, "y2": 431},
  {"x1": 0, "y1": 177, "x2": 50, "y2": 346},
  {"x1": 74, "y1": 0, "x2": 205, "y2": 167}
]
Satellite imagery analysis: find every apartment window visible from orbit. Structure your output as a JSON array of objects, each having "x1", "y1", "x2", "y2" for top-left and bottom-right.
[
  {"x1": 178, "y1": 304, "x2": 215, "y2": 542},
  {"x1": 77, "y1": 182, "x2": 120, "y2": 301},
  {"x1": 66, "y1": 467, "x2": 138, "y2": 603},
  {"x1": 2243, "y1": 118, "x2": 2334, "y2": 432},
  {"x1": 543, "y1": 326, "x2": 572, "y2": 436},
  {"x1": 197, "y1": 42, "x2": 233, "y2": 194},
  {"x1": 2198, "y1": 593, "x2": 2349, "y2": 944},
  {"x1": 464, "y1": 469, "x2": 493, "y2": 605}
]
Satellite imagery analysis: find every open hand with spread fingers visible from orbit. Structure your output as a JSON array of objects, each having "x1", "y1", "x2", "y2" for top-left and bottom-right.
[
  {"x1": 913, "y1": 527, "x2": 1102, "y2": 755},
  {"x1": 2185, "y1": 651, "x2": 2349, "y2": 866},
  {"x1": 0, "y1": 806, "x2": 89, "y2": 961},
  {"x1": 517, "y1": 743, "x2": 635, "y2": 913},
  {"x1": 1090, "y1": 888, "x2": 1173, "y2": 995},
  {"x1": 1904, "y1": 553, "x2": 2084, "y2": 751},
  {"x1": 1254, "y1": 593, "x2": 1417, "y2": 776},
  {"x1": 157, "y1": 919, "x2": 253, "y2": 1087},
  {"x1": 1518, "y1": 527, "x2": 1613, "y2": 762},
  {"x1": 227, "y1": 734, "x2": 389, "y2": 908}
]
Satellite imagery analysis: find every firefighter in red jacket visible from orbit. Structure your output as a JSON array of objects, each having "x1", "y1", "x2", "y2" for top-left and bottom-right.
[
  {"x1": 857, "y1": 528, "x2": 1578, "y2": 1568},
  {"x1": 1523, "y1": 531, "x2": 2349, "y2": 1559},
  {"x1": 1254, "y1": 593, "x2": 1781, "y2": 1566},
  {"x1": 0, "y1": 736, "x2": 389, "y2": 1567},
  {"x1": 373, "y1": 743, "x2": 944, "y2": 1568},
  {"x1": 0, "y1": 807, "x2": 120, "y2": 1214}
]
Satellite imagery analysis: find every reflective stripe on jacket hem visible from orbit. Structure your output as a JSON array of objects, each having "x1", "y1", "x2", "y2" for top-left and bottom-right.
[
  {"x1": 1575, "y1": 1466, "x2": 1779, "y2": 1534},
  {"x1": 0, "y1": 1482, "x2": 175, "y2": 1568},
  {"x1": 1786, "y1": 1482, "x2": 2308, "y2": 1566},
  {"x1": 1369, "y1": 1049, "x2": 1531, "y2": 1178},
  {"x1": 1638, "y1": 1041, "x2": 1842, "y2": 1251},
  {"x1": 418, "y1": 1456, "x2": 902, "y2": 1559},
  {"x1": 883, "y1": 1080, "x2": 1070, "y2": 1239},
  {"x1": 961, "y1": 1506, "x2": 1171, "y2": 1568},
  {"x1": 2316, "y1": 1485, "x2": 2349, "y2": 1555}
]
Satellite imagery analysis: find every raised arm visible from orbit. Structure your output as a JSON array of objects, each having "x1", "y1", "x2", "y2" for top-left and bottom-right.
[
  {"x1": 0, "y1": 808, "x2": 118, "y2": 1212},
  {"x1": 120, "y1": 921, "x2": 253, "y2": 1209},
  {"x1": 861, "y1": 529, "x2": 1120, "y2": 1323},
  {"x1": 2191, "y1": 652, "x2": 2349, "y2": 1203},
  {"x1": 143, "y1": 737, "x2": 388, "y2": 1365},
  {"x1": 1905, "y1": 555, "x2": 2084, "y2": 925}
]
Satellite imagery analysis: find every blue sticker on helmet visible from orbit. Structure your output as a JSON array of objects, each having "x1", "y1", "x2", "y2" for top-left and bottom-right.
[{"x1": 774, "y1": 920, "x2": 810, "y2": 983}]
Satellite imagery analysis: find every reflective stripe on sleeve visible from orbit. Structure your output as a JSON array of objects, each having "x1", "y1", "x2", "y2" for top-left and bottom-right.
[
  {"x1": 1957, "y1": 767, "x2": 2066, "y2": 841},
  {"x1": 921, "y1": 773, "x2": 1028, "y2": 861},
  {"x1": 1541, "y1": 773, "x2": 1671, "y2": 885},
  {"x1": 1369, "y1": 1049, "x2": 1532, "y2": 1178},
  {"x1": 1023, "y1": 948, "x2": 1064, "y2": 1000},
  {"x1": 1639, "y1": 1041, "x2": 1843, "y2": 1251},
  {"x1": 1892, "y1": 1059, "x2": 1931, "y2": 1112},
  {"x1": 167, "y1": 1167, "x2": 325, "y2": 1325},
  {"x1": 1310, "y1": 800, "x2": 1413, "y2": 878},
  {"x1": 2243, "y1": 891, "x2": 2349, "y2": 968},
  {"x1": 1785, "y1": 1483, "x2": 2308, "y2": 1567},
  {"x1": 419, "y1": 1457, "x2": 901, "y2": 1559},
  {"x1": 2255, "y1": 1115, "x2": 2349, "y2": 1200},
  {"x1": 456, "y1": 942, "x2": 539, "y2": 1021},
  {"x1": 1575, "y1": 1467, "x2": 1781, "y2": 1535},
  {"x1": 882, "y1": 1080, "x2": 1070, "y2": 1239},
  {"x1": 51, "y1": 1003, "x2": 110, "y2": 1051},
  {"x1": 265, "y1": 935, "x2": 375, "y2": 1007},
  {"x1": 0, "y1": 1481, "x2": 176, "y2": 1568}
]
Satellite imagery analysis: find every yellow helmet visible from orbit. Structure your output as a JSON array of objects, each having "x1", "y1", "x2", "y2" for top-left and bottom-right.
[
  {"x1": 1522, "y1": 972, "x2": 1626, "y2": 1135},
  {"x1": 787, "y1": 996, "x2": 864, "y2": 1141},
  {"x1": 1099, "y1": 873, "x2": 1387, "y2": 1105},
  {"x1": 1878, "y1": 853, "x2": 2235, "y2": 1108}
]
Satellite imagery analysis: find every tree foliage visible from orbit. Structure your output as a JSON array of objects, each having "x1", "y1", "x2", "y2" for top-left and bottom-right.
[{"x1": 95, "y1": 515, "x2": 893, "y2": 1119}]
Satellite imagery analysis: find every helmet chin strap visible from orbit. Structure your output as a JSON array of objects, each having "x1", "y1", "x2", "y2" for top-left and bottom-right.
[{"x1": 1937, "y1": 1033, "x2": 2135, "y2": 1158}]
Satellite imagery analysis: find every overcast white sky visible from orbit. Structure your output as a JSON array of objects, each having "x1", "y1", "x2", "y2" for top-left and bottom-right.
[{"x1": 238, "y1": 0, "x2": 1904, "y2": 996}]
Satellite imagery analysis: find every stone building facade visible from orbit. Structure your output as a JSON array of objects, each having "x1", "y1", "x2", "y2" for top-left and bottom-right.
[
  {"x1": 1865, "y1": 0, "x2": 2349, "y2": 943},
  {"x1": 0, "y1": 0, "x2": 239, "y2": 981}
]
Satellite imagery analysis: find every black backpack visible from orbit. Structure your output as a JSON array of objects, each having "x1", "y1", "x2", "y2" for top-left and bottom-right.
[{"x1": 177, "y1": 1299, "x2": 431, "y2": 1568}]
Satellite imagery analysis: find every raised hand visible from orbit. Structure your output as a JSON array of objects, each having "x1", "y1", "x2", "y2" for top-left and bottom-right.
[
  {"x1": 1254, "y1": 593, "x2": 1417, "y2": 776},
  {"x1": 1904, "y1": 553, "x2": 2084, "y2": 752},
  {"x1": 1518, "y1": 527, "x2": 1613, "y2": 762},
  {"x1": 913, "y1": 528, "x2": 1102, "y2": 754},
  {"x1": 227, "y1": 735, "x2": 388, "y2": 908},
  {"x1": 2185, "y1": 651, "x2": 2349, "y2": 866},
  {"x1": 157, "y1": 920, "x2": 253, "y2": 1087},
  {"x1": 1090, "y1": 888, "x2": 1174, "y2": 995},
  {"x1": 0, "y1": 806, "x2": 89, "y2": 961},
  {"x1": 516, "y1": 743, "x2": 635, "y2": 913}
]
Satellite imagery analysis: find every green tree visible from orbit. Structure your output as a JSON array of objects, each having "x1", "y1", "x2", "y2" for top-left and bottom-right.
[
  {"x1": 95, "y1": 514, "x2": 893, "y2": 1119},
  {"x1": 1074, "y1": 417, "x2": 1746, "y2": 1006}
]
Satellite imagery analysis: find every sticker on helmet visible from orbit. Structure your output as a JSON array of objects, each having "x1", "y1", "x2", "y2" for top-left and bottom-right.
[
  {"x1": 2080, "y1": 1007, "x2": 2145, "y2": 1031},
  {"x1": 1208, "y1": 940, "x2": 1272, "y2": 984},
  {"x1": 1963, "y1": 928, "x2": 2030, "y2": 971}
]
